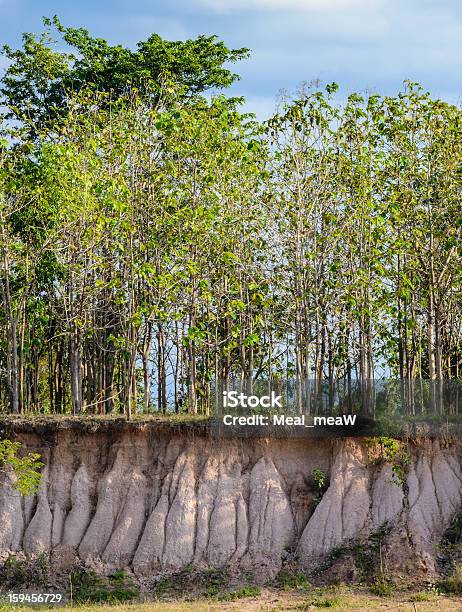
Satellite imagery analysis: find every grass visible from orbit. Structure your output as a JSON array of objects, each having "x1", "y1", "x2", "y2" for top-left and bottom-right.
[
  {"x1": 409, "y1": 591, "x2": 438, "y2": 602},
  {"x1": 0, "y1": 412, "x2": 211, "y2": 424},
  {"x1": 0, "y1": 413, "x2": 212, "y2": 438},
  {"x1": 310, "y1": 597, "x2": 342, "y2": 608},
  {"x1": 2, "y1": 585, "x2": 462, "y2": 611}
]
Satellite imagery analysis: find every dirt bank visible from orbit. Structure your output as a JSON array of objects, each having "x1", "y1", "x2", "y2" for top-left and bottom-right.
[{"x1": 0, "y1": 418, "x2": 461, "y2": 584}]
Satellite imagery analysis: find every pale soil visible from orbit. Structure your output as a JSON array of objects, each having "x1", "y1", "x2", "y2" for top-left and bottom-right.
[
  {"x1": 3, "y1": 430, "x2": 462, "y2": 580},
  {"x1": 2, "y1": 427, "x2": 462, "y2": 603},
  {"x1": 2, "y1": 588, "x2": 462, "y2": 611}
]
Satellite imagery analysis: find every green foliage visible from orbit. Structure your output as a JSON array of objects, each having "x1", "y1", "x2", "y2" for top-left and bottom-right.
[
  {"x1": 369, "y1": 578, "x2": 395, "y2": 596},
  {"x1": 311, "y1": 597, "x2": 341, "y2": 608},
  {"x1": 312, "y1": 468, "x2": 328, "y2": 505},
  {"x1": 365, "y1": 437, "x2": 409, "y2": 486},
  {"x1": 217, "y1": 586, "x2": 261, "y2": 601},
  {"x1": 314, "y1": 523, "x2": 391, "y2": 584},
  {"x1": 442, "y1": 511, "x2": 462, "y2": 544},
  {"x1": 409, "y1": 592, "x2": 435, "y2": 602},
  {"x1": 0, "y1": 553, "x2": 49, "y2": 588},
  {"x1": 153, "y1": 568, "x2": 230, "y2": 599},
  {"x1": 70, "y1": 568, "x2": 139, "y2": 603},
  {"x1": 1, "y1": 16, "x2": 249, "y2": 135},
  {"x1": 437, "y1": 509, "x2": 462, "y2": 579},
  {"x1": 1, "y1": 23, "x2": 462, "y2": 422},
  {"x1": 0, "y1": 439, "x2": 43, "y2": 495},
  {"x1": 354, "y1": 523, "x2": 391, "y2": 581},
  {"x1": 312, "y1": 468, "x2": 327, "y2": 491},
  {"x1": 153, "y1": 577, "x2": 175, "y2": 596},
  {"x1": 201, "y1": 568, "x2": 228, "y2": 597},
  {"x1": 276, "y1": 570, "x2": 311, "y2": 591}
]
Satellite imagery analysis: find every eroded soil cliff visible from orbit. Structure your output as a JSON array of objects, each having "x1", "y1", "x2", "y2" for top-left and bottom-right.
[{"x1": 0, "y1": 419, "x2": 461, "y2": 584}]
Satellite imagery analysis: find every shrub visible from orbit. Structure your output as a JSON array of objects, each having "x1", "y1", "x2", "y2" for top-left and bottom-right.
[
  {"x1": 409, "y1": 592, "x2": 434, "y2": 602},
  {"x1": 70, "y1": 568, "x2": 139, "y2": 603},
  {"x1": 312, "y1": 597, "x2": 341, "y2": 608},
  {"x1": 202, "y1": 567, "x2": 227, "y2": 594},
  {"x1": 439, "y1": 565, "x2": 462, "y2": 595},
  {"x1": 369, "y1": 577, "x2": 394, "y2": 596},
  {"x1": 277, "y1": 570, "x2": 311, "y2": 590},
  {"x1": 365, "y1": 437, "x2": 409, "y2": 486},
  {"x1": 153, "y1": 577, "x2": 174, "y2": 596},
  {"x1": 0, "y1": 553, "x2": 49, "y2": 588}
]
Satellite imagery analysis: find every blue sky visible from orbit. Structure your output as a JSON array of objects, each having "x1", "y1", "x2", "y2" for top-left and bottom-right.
[{"x1": 1, "y1": 0, "x2": 462, "y2": 118}]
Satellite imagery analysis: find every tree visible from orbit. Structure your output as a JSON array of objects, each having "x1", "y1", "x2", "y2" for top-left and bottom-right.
[
  {"x1": 1, "y1": 16, "x2": 249, "y2": 136},
  {"x1": 2, "y1": 29, "x2": 462, "y2": 420}
]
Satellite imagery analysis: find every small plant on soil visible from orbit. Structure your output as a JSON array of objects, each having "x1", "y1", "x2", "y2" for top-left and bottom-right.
[
  {"x1": 276, "y1": 570, "x2": 311, "y2": 590},
  {"x1": 436, "y1": 511, "x2": 462, "y2": 580},
  {"x1": 154, "y1": 567, "x2": 230, "y2": 599},
  {"x1": 409, "y1": 591, "x2": 436, "y2": 602},
  {"x1": 217, "y1": 586, "x2": 261, "y2": 601},
  {"x1": 312, "y1": 468, "x2": 328, "y2": 505},
  {"x1": 310, "y1": 596, "x2": 341, "y2": 608},
  {"x1": 444, "y1": 511, "x2": 462, "y2": 544},
  {"x1": 365, "y1": 437, "x2": 409, "y2": 486},
  {"x1": 153, "y1": 577, "x2": 175, "y2": 596},
  {"x1": 312, "y1": 522, "x2": 391, "y2": 586},
  {"x1": 201, "y1": 568, "x2": 228, "y2": 597}
]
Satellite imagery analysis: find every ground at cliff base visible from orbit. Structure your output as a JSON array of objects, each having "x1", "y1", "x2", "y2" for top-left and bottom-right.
[{"x1": 2, "y1": 587, "x2": 462, "y2": 611}]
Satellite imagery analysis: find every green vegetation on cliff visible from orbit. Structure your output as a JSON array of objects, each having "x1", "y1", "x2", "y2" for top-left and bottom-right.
[{"x1": 0, "y1": 438, "x2": 42, "y2": 495}]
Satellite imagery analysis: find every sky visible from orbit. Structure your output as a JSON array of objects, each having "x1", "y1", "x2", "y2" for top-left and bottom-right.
[{"x1": 1, "y1": 0, "x2": 462, "y2": 119}]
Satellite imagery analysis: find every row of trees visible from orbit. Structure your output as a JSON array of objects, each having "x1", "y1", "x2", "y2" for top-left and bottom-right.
[{"x1": 1, "y1": 20, "x2": 461, "y2": 416}]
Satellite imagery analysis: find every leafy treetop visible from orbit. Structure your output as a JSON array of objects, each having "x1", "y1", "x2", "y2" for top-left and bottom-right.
[{"x1": 1, "y1": 15, "x2": 250, "y2": 133}]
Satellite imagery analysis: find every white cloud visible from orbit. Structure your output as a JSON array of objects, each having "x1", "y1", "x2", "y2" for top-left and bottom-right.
[{"x1": 196, "y1": 0, "x2": 382, "y2": 13}]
